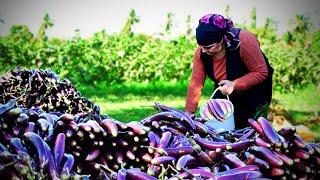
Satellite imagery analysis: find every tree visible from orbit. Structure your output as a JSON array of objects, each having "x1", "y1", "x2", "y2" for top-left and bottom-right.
[
  {"x1": 163, "y1": 12, "x2": 174, "y2": 36},
  {"x1": 250, "y1": 7, "x2": 257, "y2": 29},
  {"x1": 121, "y1": 9, "x2": 140, "y2": 35}
]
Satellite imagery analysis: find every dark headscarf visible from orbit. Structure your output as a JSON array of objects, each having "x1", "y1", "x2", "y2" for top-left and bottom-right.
[{"x1": 196, "y1": 14, "x2": 239, "y2": 49}]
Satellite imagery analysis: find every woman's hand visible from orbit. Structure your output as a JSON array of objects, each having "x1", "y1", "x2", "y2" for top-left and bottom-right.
[{"x1": 218, "y1": 80, "x2": 235, "y2": 95}]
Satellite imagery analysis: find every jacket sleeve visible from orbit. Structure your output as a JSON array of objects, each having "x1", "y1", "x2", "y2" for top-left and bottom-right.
[
  {"x1": 185, "y1": 48, "x2": 206, "y2": 113},
  {"x1": 233, "y1": 30, "x2": 269, "y2": 91}
]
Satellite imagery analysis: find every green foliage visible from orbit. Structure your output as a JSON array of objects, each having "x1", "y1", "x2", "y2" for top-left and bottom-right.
[{"x1": 0, "y1": 9, "x2": 319, "y2": 92}]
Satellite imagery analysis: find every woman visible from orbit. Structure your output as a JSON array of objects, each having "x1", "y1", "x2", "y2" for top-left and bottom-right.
[{"x1": 185, "y1": 14, "x2": 273, "y2": 129}]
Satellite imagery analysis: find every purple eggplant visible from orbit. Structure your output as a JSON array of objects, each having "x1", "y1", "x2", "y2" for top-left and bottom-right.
[
  {"x1": 10, "y1": 138, "x2": 28, "y2": 153},
  {"x1": 254, "y1": 137, "x2": 272, "y2": 148},
  {"x1": 248, "y1": 118, "x2": 265, "y2": 136},
  {"x1": 54, "y1": 133, "x2": 66, "y2": 168},
  {"x1": 223, "y1": 153, "x2": 246, "y2": 168},
  {"x1": 0, "y1": 99, "x2": 15, "y2": 115},
  {"x1": 127, "y1": 121, "x2": 150, "y2": 135},
  {"x1": 165, "y1": 146, "x2": 193, "y2": 157},
  {"x1": 176, "y1": 154, "x2": 196, "y2": 171},
  {"x1": 273, "y1": 151, "x2": 293, "y2": 166},
  {"x1": 61, "y1": 153, "x2": 75, "y2": 178},
  {"x1": 154, "y1": 103, "x2": 195, "y2": 129},
  {"x1": 213, "y1": 170, "x2": 263, "y2": 180},
  {"x1": 249, "y1": 146, "x2": 283, "y2": 167},
  {"x1": 176, "y1": 168, "x2": 214, "y2": 179},
  {"x1": 257, "y1": 117, "x2": 281, "y2": 147},
  {"x1": 23, "y1": 132, "x2": 48, "y2": 168},
  {"x1": 127, "y1": 169, "x2": 157, "y2": 180},
  {"x1": 159, "y1": 131, "x2": 172, "y2": 148},
  {"x1": 151, "y1": 156, "x2": 176, "y2": 165},
  {"x1": 101, "y1": 118, "x2": 118, "y2": 137}
]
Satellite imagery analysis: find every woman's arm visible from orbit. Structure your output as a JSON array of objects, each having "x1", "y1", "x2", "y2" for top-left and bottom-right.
[
  {"x1": 233, "y1": 30, "x2": 268, "y2": 91},
  {"x1": 185, "y1": 48, "x2": 206, "y2": 113}
]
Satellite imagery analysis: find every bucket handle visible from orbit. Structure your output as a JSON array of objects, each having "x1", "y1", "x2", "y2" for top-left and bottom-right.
[{"x1": 209, "y1": 86, "x2": 230, "y2": 101}]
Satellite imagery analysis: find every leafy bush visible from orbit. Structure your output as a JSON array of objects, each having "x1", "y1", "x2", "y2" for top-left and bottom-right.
[{"x1": 0, "y1": 12, "x2": 319, "y2": 92}]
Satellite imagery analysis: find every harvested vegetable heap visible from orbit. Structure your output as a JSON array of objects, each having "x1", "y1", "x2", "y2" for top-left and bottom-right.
[{"x1": 0, "y1": 68, "x2": 319, "y2": 179}]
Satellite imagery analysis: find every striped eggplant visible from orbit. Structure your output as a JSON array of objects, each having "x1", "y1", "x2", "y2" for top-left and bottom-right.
[
  {"x1": 249, "y1": 146, "x2": 283, "y2": 167},
  {"x1": 273, "y1": 151, "x2": 294, "y2": 166},
  {"x1": 254, "y1": 137, "x2": 272, "y2": 148},
  {"x1": 257, "y1": 117, "x2": 281, "y2": 147},
  {"x1": 248, "y1": 118, "x2": 265, "y2": 137}
]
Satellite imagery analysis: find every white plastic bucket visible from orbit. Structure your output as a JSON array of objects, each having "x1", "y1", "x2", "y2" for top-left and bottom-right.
[{"x1": 200, "y1": 87, "x2": 235, "y2": 131}]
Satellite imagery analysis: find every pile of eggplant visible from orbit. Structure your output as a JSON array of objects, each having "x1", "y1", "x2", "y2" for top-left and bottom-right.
[
  {"x1": 0, "y1": 68, "x2": 99, "y2": 115},
  {"x1": 1, "y1": 69, "x2": 320, "y2": 179}
]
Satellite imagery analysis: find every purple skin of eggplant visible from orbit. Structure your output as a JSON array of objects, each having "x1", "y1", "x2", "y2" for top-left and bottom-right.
[
  {"x1": 193, "y1": 120, "x2": 208, "y2": 135},
  {"x1": 101, "y1": 119, "x2": 118, "y2": 137},
  {"x1": 254, "y1": 157, "x2": 270, "y2": 170},
  {"x1": 148, "y1": 131, "x2": 160, "y2": 148},
  {"x1": 214, "y1": 165, "x2": 260, "y2": 176},
  {"x1": 23, "y1": 132, "x2": 48, "y2": 169},
  {"x1": 214, "y1": 170, "x2": 263, "y2": 180},
  {"x1": 10, "y1": 138, "x2": 28, "y2": 153},
  {"x1": 254, "y1": 137, "x2": 272, "y2": 148},
  {"x1": 61, "y1": 153, "x2": 75, "y2": 177},
  {"x1": 195, "y1": 151, "x2": 214, "y2": 166},
  {"x1": 249, "y1": 146, "x2": 283, "y2": 167},
  {"x1": 127, "y1": 121, "x2": 149, "y2": 135},
  {"x1": 226, "y1": 140, "x2": 254, "y2": 151},
  {"x1": 176, "y1": 154, "x2": 196, "y2": 171},
  {"x1": 211, "y1": 100, "x2": 226, "y2": 120},
  {"x1": 0, "y1": 99, "x2": 15, "y2": 115},
  {"x1": 176, "y1": 168, "x2": 214, "y2": 179},
  {"x1": 194, "y1": 134, "x2": 228, "y2": 150},
  {"x1": 159, "y1": 131, "x2": 172, "y2": 148},
  {"x1": 54, "y1": 133, "x2": 65, "y2": 168},
  {"x1": 247, "y1": 118, "x2": 265, "y2": 137},
  {"x1": 126, "y1": 169, "x2": 157, "y2": 180},
  {"x1": 154, "y1": 103, "x2": 195, "y2": 129},
  {"x1": 116, "y1": 168, "x2": 127, "y2": 180},
  {"x1": 257, "y1": 117, "x2": 281, "y2": 147},
  {"x1": 273, "y1": 151, "x2": 294, "y2": 166},
  {"x1": 292, "y1": 134, "x2": 306, "y2": 148},
  {"x1": 223, "y1": 153, "x2": 246, "y2": 168},
  {"x1": 237, "y1": 129, "x2": 255, "y2": 142},
  {"x1": 151, "y1": 156, "x2": 176, "y2": 165},
  {"x1": 165, "y1": 146, "x2": 193, "y2": 157},
  {"x1": 58, "y1": 113, "x2": 74, "y2": 123},
  {"x1": 43, "y1": 139, "x2": 59, "y2": 180}
]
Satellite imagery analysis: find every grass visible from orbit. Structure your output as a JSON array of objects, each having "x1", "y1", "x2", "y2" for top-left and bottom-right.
[{"x1": 78, "y1": 81, "x2": 320, "y2": 135}]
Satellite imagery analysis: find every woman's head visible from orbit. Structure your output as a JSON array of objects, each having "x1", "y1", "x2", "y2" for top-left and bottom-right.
[{"x1": 196, "y1": 14, "x2": 234, "y2": 50}]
